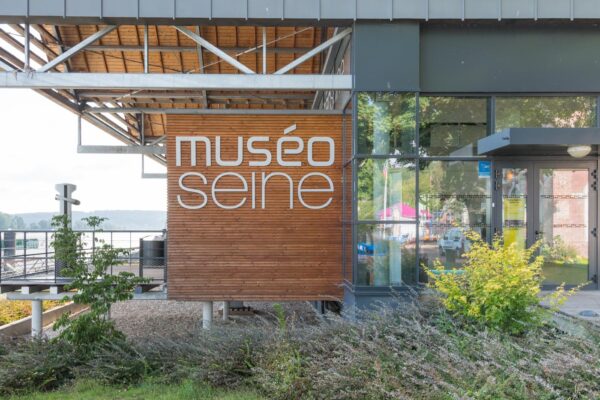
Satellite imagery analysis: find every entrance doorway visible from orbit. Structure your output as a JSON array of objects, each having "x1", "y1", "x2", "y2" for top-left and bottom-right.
[{"x1": 494, "y1": 161, "x2": 598, "y2": 289}]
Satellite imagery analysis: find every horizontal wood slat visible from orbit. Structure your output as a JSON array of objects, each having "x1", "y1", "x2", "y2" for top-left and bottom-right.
[{"x1": 167, "y1": 115, "x2": 343, "y2": 301}]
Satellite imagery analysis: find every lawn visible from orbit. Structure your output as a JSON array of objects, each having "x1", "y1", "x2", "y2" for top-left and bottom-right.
[{"x1": 6, "y1": 380, "x2": 263, "y2": 400}]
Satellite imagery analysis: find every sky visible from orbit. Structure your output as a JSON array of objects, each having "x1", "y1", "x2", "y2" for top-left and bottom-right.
[{"x1": 0, "y1": 89, "x2": 167, "y2": 214}]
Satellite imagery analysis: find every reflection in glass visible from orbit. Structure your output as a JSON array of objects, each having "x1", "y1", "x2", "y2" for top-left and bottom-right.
[
  {"x1": 419, "y1": 161, "x2": 492, "y2": 271},
  {"x1": 502, "y1": 168, "x2": 528, "y2": 251},
  {"x1": 539, "y1": 169, "x2": 589, "y2": 286},
  {"x1": 356, "y1": 224, "x2": 417, "y2": 286},
  {"x1": 495, "y1": 97, "x2": 596, "y2": 132},
  {"x1": 357, "y1": 158, "x2": 417, "y2": 221},
  {"x1": 357, "y1": 93, "x2": 417, "y2": 156},
  {"x1": 419, "y1": 97, "x2": 487, "y2": 156}
]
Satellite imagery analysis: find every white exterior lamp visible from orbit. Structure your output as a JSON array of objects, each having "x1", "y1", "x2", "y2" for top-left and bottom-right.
[{"x1": 567, "y1": 145, "x2": 592, "y2": 158}]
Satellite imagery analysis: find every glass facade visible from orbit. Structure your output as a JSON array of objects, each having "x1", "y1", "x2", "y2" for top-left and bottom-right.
[
  {"x1": 495, "y1": 97, "x2": 597, "y2": 131},
  {"x1": 347, "y1": 95, "x2": 598, "y2": 289}
]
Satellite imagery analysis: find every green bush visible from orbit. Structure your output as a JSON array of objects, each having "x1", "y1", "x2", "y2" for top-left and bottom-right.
[{"x1": 426, "y1": 232, "x2": 575, "y2": 334}]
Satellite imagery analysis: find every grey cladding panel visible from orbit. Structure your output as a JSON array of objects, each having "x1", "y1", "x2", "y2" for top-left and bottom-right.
[
  {"x1": 421, "y1": 25, "x2": 600, "y2": 93},
  {"x1": 574, "y1": 0, "x2": 600, "y2": 18},
  {"x1": 393, "y1": 0, "x2": 425, "y2": 18},
  {"x1": 0, "y1": 0, "x2": 26, "y2": 16},
  {"x1": 176, "y1": 0, "x2": 212, "y2": 18},
  {"x1": 465, "y1": 0, "x2": 497, "y2": 19},
  {"x1": 428, "y1": 0, "x2": 462, "y2": 19},
  {"x1": 353, "y1": 22, "x2": 419, "y2": 92},
  {"x1": 66, "y1": 0, "x2": 101, "y2": 17},
  {"x1": 248, "y1": 0, "x2": 283, "y2": 18},
  {"x1": 104, "y1": 0, "x2": 137, "y2": 18},
  {"x1": 140, "y1": 0, "x2": 175, "y2": 18},
  {"x1": 502, "y1": 0, "x2": 535, "y2": 18},
  {"x1": 213, "y1": 0, "x2": 247, "y2": 18},
  {"x1": 357, "y1": 0, "x2": 391, "y2": 19},
  {"x1": 539, "y1": 0, "x2": 571, "y2": 18},
  {"x1": 284, "y1": 0, "x2": 319, "y2": 19},
  {"x1": 30, "y1": 0, "x2": 63, "y2": 16},
  {"x1": 321, "y1": 0, "x2": 355, "y2": 19}
]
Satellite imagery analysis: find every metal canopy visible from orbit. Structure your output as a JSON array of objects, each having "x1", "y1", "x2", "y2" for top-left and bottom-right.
[
  {"x1": 0, "y1": 0, "x2": 597, "y2": 23},
  {"x1": 478, "y1": 128, "x2": 600, "y2": 156}
]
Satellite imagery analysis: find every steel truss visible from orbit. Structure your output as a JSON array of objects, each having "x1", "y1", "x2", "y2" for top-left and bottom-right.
[{"x1": 0, "y1": 23, "x2": 351, "y2": 175}]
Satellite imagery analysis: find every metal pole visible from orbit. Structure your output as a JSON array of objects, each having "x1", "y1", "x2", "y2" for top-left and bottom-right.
[
  {"x1": 45, "y1": 231, "x2": 48, "y2": 274},
  {"x1": 143, "y1": 24, "x2": 149, "y2": 74},
  {"x1": 31, "y1": 300, "x2": 43, "y2": 338},
  {"x1": 24, "y1": 23, "x2": 30, "y2": 70},
  {"x1": 23, "y1": 232, "x2": 27, "y2": 277},
  {"x1": 262, "y1": 27, "x2": 267, "y2": 74},
  {"x1": 202, "y1": 301, "x2": 213, "y2": 330}
]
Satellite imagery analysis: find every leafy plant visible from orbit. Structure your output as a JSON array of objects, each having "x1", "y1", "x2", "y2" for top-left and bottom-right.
[
  {"x1": 426, "y1": 231, "x2": 577, "y2": 334},
  {"x1": 50, "y1": 215, "x2": 148, "y2": 350}
]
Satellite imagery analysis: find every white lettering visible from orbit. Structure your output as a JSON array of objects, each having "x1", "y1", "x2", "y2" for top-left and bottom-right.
[
  {"x1": 307, "y1": 137, "x2": 335, "y2": 167},
  {"x1": 177, "y1": 172, "x2": 208, "y2": 209},
  {"x1": 262, "y1": 172, "x2": 294, "y2": 209},
  {"x1": 277, "y1": 137, "x2": 304, "y2": 167},
  {"x1": 215, "y1": 136, "x2": 244, "y2": 167},
  {"x1": 247, "y1": 137, "x2": 271, "y2": 166},
  {"x1": 212, "y1": 172, "x2": 248, "y2": 210},
  {"x1": 176, "y1": 136, "x2": 211, "y2": 167},
  {"x1": 297, "y1": 173, "x2": 334, "y2": 210}
]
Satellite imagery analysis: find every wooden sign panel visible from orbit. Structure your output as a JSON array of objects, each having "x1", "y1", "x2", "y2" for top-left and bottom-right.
[{"x1": 167, "y1": 115, "x2": 343, "y2": 301}]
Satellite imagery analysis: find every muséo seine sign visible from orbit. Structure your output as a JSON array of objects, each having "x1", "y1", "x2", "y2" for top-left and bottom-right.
[{"x1": 175, "y1": 125, "x2": 335, "y2": 211}]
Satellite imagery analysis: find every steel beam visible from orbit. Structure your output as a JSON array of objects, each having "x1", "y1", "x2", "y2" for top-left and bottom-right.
[
  {"x1": 0, "y1": 73, "x2": 352, "y2": 91},
  {"x1": 79, "y1": 92, "x2": 314, "y2": 100},
  {"x1": 84, "y1": 107, "x2": 344, "y2": 115},
  {"x1": 80, "y1": 45, "x2": 311, "y2": 54},
  {"x1": 174, "y1": 26, "x2": 255, "y2": 75},
  {"x1": 275, "y1": 28, "x2": 352, "y2": 75},
  {"x1": 38, "y1": 26, "x2": 117, "y2": 73},
  {"x1": 77, "y1": 145, "x2": 165, "y2": 155}
]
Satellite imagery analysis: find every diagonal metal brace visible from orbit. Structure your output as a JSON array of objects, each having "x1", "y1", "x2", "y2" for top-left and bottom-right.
[
  {"x1": 38, "y1": 25, "x2": 117, "y2": 73},
  {"x1": 174, "y1": 26, "x2": 256, "y2": 75}
]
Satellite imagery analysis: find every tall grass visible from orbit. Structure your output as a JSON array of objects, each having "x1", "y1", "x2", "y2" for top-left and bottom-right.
[{"x1": 1, "y1": 299, "x2": 599, "y2": 399}]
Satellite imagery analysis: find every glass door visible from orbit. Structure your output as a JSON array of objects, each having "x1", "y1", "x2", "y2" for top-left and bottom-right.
[
  {"x1": 494, "y1": 162, "x2": 533, "y2": 251},
  {"x1": 494, "y1": 161, "x2": 598, "y2": 289},
  {"x1": 534, "y1": 163, "x2": 597, "y2": 288}
]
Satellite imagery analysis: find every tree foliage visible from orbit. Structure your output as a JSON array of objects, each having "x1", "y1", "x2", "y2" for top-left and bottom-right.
[{"x1": 51, "y1": 215, "x2": 148, "y2": 350}]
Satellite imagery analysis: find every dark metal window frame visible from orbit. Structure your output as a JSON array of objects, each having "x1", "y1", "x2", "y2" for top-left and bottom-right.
[{"x1": 347, "y1": 92, "x2": 600, "y2": 291}]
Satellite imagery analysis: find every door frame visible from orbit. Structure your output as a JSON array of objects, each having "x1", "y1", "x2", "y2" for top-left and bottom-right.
[{"x1": 493, "y1": 159, "x2": 599, "y2": 290}]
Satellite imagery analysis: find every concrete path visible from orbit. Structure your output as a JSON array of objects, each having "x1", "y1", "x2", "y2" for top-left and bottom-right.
[{"x1": 542, "y1": 291, "x2": 600, "y2": 324}]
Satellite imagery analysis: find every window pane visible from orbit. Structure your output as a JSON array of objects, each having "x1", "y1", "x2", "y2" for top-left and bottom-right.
[
  {"x1": 356, "y1": 224, "x2": 417, "y2": 286},
  {"x1": 357, "y1": 158, "x2": 417, "y2": 221},
  {"x1": 419, "y1": 97, "x2": 488, "y2": 156},
  {"x1": 357, "y1": 93, "x2": 417, "y2": 156},
  {"x1": 418, "y1": 161, "x2": 492, "y2": 271},
  {"x1": 495, "y1": 97, "x2": 597, "y2": 132}
]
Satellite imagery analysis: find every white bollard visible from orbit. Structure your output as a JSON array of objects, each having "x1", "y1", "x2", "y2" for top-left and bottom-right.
[
  {"x1": 202, "y1": 301, "x2": 213, "y2": 330},
  {"x1": 222, "y1": 301, "x2": 230, "y2": 321},
  {"x1": 31, "y1": 300, "x2": 43, "y2": 338}
]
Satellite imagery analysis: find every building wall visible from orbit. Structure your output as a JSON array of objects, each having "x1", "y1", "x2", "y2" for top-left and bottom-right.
[{"x1": 166, "y1": 115, "x2": 344, "y2": 301}]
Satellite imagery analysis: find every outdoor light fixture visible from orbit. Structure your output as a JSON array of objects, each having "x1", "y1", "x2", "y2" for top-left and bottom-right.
[{"x1": 567, "y1": 145, "x2": 592, "y2": 158}]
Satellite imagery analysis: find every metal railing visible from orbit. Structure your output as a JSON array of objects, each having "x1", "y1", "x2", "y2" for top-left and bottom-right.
[{"x1": 0, "y1": 230, "x2": 167, "y2": 284}]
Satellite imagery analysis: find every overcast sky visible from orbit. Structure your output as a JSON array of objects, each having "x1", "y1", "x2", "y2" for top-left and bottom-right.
[{"x1": 0, "y1": 89, "x2": 167, "y2": 214}]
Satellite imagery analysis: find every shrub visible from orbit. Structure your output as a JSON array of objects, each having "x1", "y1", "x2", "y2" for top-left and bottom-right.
[
  {"x1": 426, "y1": 232, "x2": 575, "y2": 334},
  {"x1": 51, "y1": 215, "x2": 149, "y2": 351}
]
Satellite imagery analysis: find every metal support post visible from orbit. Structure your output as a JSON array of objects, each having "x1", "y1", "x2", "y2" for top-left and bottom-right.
[
  {"x1": 222, "y1": 301, "x2": 230, "y2": 321},
  {"x1": 203, "y1": 301, "x2": 213, "y2": 330},
  {"x1": 23, "y1": 23, "x2": 30, "y2": 70},
  {"x1": 143, "y1": 24, "x2": 149, "y2": 74},
  {"x1": 31, "y1": 300, "x2": 43, "y2": 338},
  {"x1": 262, "y1": 27, "x2": 267, "y2": 74}
]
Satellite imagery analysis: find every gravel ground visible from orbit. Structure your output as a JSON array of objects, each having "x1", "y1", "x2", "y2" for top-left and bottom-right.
[{"x1": 45, "y1": 300, "x2": 321, "y2": 339}]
